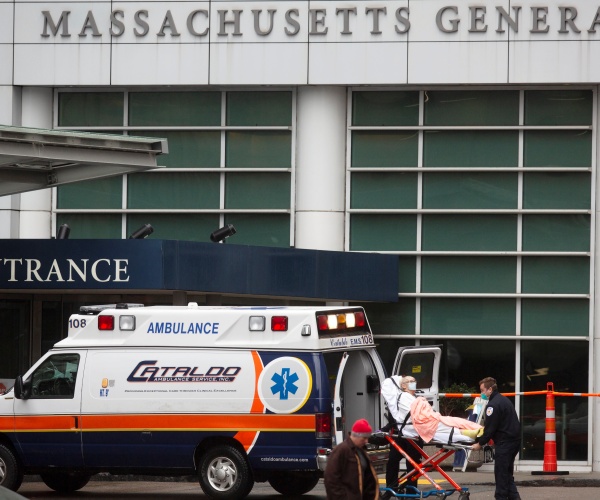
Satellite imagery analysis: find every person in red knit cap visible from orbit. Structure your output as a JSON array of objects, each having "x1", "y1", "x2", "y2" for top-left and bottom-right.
[{"x1": 324, "y1": 419, "x2": 380, "y2": 499}]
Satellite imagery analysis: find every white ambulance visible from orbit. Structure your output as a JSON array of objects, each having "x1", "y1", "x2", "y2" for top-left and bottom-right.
[{"x1": 0, "y1": 303, "x2": 393, "y2": 499}]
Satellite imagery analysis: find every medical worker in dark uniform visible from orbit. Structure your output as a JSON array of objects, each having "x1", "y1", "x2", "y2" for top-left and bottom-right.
[{"x1": 471, "y1": 377, "x2": 521, "y2": 500}]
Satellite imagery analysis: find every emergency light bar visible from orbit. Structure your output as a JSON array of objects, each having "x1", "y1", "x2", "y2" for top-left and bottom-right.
[
  {"x1": 98, "y1": 314, "x2": 136, "y2": 331},
  {"x1": 316, "y1": 311, "x2": 365, "y2": 332}
]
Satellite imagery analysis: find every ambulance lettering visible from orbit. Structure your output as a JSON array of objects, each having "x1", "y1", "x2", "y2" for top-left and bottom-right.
[
  {"x1": 127, "y1": 360, "x2": 240, "y2": 382},
  {"x1": 147, "y1": 322, "x2": 219, "y2": 334}
]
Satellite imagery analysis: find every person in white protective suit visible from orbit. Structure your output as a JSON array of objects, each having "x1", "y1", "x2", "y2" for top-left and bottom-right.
[{"x1": 381, "y1": 374, "x2": 482, "y2": 445}]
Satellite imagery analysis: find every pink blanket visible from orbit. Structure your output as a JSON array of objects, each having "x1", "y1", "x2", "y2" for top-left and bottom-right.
[{"x1": 410, "y1": 397, "x2": 482, "y2": 443}]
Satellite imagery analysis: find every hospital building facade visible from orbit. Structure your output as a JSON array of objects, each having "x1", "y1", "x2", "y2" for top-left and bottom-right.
[{"x1": 1, "y1": 0, "x2": 600, "y2": 471}]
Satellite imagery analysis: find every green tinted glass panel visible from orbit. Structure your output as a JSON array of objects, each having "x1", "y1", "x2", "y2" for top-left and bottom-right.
[
  {"x1": 128, "y1": 173, "x2": 220, "y2": 209},
  {"x1": 224, "y1": 214, "x2": 289, "y2": 247},
  {"x1": 398, "y1": 257, "x2": 416, "y2": 293},
  {"x1": 363, "y1": 300, "x2": 416, "y2": 335},
  {"x1": 522, "y1": 257, "x2": 589, "y2": 294},
  {"x1": 521, "y1": 299, "x2": 589, "y2": 336},
  {"x1": 423, "y1": 172, "x2": 517, "y2": 209},
  {"x1": 57, "y1": 177, "x2": 122, "y2": 209},
  {"x1": 523, "y1": 172, "x2": 591, "y2": 209},
  {"x1": 58, "y1": 92, "x2": 123, "y2": 126},
  {"x1": 421, "y1": 298, "x2": 515, "y2": 335},
  {"x1": 227, "y1": 91, "x2": 292, "y2": 126},
  {"x1": 351, "y1": 173, "x2": 418, "y2": 209},
  {"x1": 525, "y1": 90, "x2": 593, "y2": 125},
  {"x1": 56, "y1": 214, "x2": 121, "y2": 239},
  {"x1": 422, "y1": 215, "x2": 517, "y2": 251},
  {"x1": 352, "y1": 91, "x2": 419, "y2": 126},
  {"x1": 424, "y1": 131, "x2": 518, "y2": 167},
  {"x1": 350, "y1": 215, "x2": 417, "y2": 251},
  {"x1": 524, "y1": 131, "x2": 591, "y2": 168},
  {"x1": 225, "y1": 173, "x2": 290, "y2": 209},
  {"x1": 226, "y1": 131, "x2": 291, "y2": 168},
  {"x1": 522, "y1": 215, "x2": 590, "y2": 251},
  {"x1": 422, "y1": 257, "x2": 516, "y2": 293},
  {"x1": 129, "y1": 92, "x2": 220, "y2": 126},
  {"x1": 424, "y1": 90, "x2": 519, "y2": 126},
  {"x1": 130, "y1": 130, "x2": 220, "y2": 168},
  {"x1": 127, "y1": 214, "x2": 219, "y2": 242},
  {"x1": 352, "y1": 131, "x2": 418, "y2": 168}
]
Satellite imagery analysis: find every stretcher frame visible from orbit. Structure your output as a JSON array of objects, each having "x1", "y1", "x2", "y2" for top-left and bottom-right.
[{"x1": 374, "y1": 430, "x2": 472, "y2": 499}]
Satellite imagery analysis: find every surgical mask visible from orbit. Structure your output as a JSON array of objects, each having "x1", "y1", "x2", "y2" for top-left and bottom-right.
[
  {"x1": 480, "y1": 392, "x2": 488, "y2": 400},
  {"x1": 407, "y1": 382, "x2": 417, "y2": 391}
]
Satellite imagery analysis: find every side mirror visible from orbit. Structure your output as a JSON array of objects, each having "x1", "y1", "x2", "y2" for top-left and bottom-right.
[{"x1": 13, "y1": 376, "x2": 30, "y2": 400}]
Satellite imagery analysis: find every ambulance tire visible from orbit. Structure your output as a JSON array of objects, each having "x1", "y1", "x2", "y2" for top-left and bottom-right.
[
  {"x1": 268, "y1": 471, "x2": 320, "y2": 496},
  {"x1": 39, "y1": 471, "x2": 91, "y2": 493},
  {"x1": 199, "y1": 444, "x2": 254, "y2": 499},
  {"x1": 0, "y1": 444, "x2": 23, "y2": 491}
]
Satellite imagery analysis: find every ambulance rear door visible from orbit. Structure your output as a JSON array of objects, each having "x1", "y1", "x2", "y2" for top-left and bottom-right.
[{"x1": 392, "y1": 346, "x2": 442, "y2": 411}]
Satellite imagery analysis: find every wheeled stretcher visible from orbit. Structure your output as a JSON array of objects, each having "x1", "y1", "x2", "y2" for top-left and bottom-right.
[{"x1": 371, "y1": 430, "x2": 474, "y2": 499}]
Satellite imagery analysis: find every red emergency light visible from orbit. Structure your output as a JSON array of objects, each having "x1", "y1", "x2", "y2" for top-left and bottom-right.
[
  {"x1": 98, "y1": 315, "x2": 115, "y2": 331},
  {"x1": 271, "y1": 316, "x2": 288, "y2": 331}
]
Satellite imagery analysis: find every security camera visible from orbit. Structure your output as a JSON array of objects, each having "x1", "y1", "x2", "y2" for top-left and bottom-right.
[{"x1": 210, "y1": 224, "x2": 237, "y2": 243}]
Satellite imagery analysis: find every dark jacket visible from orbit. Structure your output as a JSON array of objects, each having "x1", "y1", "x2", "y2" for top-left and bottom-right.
[
  {"x1": 324, "y1": 435, "x2": 380, "y2": 500},
  {"x1": 478, "y1": 390, "x2": 521, "y2": 446}
]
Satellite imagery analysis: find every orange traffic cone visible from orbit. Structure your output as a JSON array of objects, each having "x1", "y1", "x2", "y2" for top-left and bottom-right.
[{"x1": 531, "y1": 382, "x2": 568, "y2": 475}]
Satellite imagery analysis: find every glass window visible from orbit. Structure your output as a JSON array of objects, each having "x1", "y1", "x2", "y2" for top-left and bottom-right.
[
  {"x1": 422, "y1": 257, "x2": 516, "y2": 293},
  {"x1": 57, "y1": 177, "x2": 122, "y2": 209},
  {"x1": 28, "y1": 353, "x2": 80, "y2": 399},
  {"x1": 421, "y1": 298, "x2": 516, "y2": 336},
  {"x1": 423, "y1": 172, "x2": 517, "y2": 209},
  {"x1": 524, "y1": 131, "x2": 592, "y2": 168},
  {"x1": 398, "y1": 256, "x2": 417, "y2": 294},
  {"x1": 351, "y1": 173, "x2": 418, "y2": 209},
  {"x1": 522, "y1": 215, "x2": 590, "y2": 252},
  {"x1": 524, "y1": 90, "x2": 593, "y2": 126},
  {"x1": 522, "y1": 257, "x2": 589, "y2": 295},
  {"x1": 58, "y1": 92, "x2": 123, "y2": 126},
  {"x1": 424, "y1": 90, "x2": 519, "y2": 126},
  {"x1": 56, "y1": 214, "x2": 121, "y2": 239},
  {"x1": 227, "y1": 91, "x2": 292, "y2": 126},
  {"x1": 131, "y1": 130, "x2": 220, "y2": 168},
  {"x1": 521, "y1": 340, "x2": 588, "y2": 460},
  {"x1": 0, "y1": 300, "x2": 30, "y2": 384},
  {"x1": 422, "y1": 215, "x2": 517, "y2": 251},
  {"x1": 363, "y1": 300, "x2": 416, "y2": 336},
  {"x1": 352, "y1": 91, "x2": 419, "y2": 126},
  {"x1": 42, "y1": 301, "x2": 63, "y2": 355},
  {"x1": 224, "y1": 214, "x2": 289, "y2": 247},
  {"x1": 350, "y1": 215, "x2": 417, "y2": 251},
  {"x1": 127, "y1": 172, "x2": 220, "y2": 209},
  {"x1": 521, "y1": 299, "x2": 589, "y2": 336},
  {"x1": 523, "y1": 172, "x2": 591, "y2": 209},
  {"x1": 421, "y1": 339, "x2": 516, "y2": 393},
  {"x1": 351, "y1": 131, "x2": 418, "y2": 168},
  {"x1": 225, "y1": 173, "x2": 290, "y2": 209},
  {"x1": 423, "y1": 131, "x2": 518, "y2": 168},
  {"x1": 226, "y1": 131, "x2": 291, "y2": 168},
  {"x1": 129, "y1": 92, "x2": 220, "y2": 126},
  {"x1": 127, "y1": 214, "x2": 219, "y2": 243},
  {"x1": 372, "y1": 338, "x2": 417, "y2": 376}
]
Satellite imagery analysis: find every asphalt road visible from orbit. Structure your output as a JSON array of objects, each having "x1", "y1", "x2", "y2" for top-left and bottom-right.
[{"x1": 13, "y1": 480, "x2": 599, "y2": 500}]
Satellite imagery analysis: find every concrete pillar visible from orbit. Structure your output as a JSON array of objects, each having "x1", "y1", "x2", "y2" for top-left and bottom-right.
[
  {"x1": 18, "y1": 87, "x2": 54, "y2": 238},
  {"x1": 0, "y1": 86, "x2": 22, "y2": 238},
  {"x1": 295, "y1": 87, "x2": 347, "y2": 251}
]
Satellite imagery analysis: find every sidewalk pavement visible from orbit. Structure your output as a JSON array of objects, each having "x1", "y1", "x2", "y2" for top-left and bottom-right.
[{"x1": 411, "y1": 469, "x2": 600, "y2": 488}]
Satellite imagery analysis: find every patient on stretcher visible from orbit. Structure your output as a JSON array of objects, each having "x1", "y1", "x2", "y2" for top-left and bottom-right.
[{"x1": 381, "y1": 375, "x2": 482, "y2": 445}]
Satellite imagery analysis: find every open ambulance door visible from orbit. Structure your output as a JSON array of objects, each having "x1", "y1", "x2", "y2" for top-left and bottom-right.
[
  {"x1": 392, "y1": 345, "x2": 442, "y2": 411},
  {"x1": 333, "y1": 350, "x2": 385, "y2": 446}
]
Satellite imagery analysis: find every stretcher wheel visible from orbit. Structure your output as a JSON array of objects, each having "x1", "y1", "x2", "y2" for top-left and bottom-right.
[{"x1": 458, "y1": 492, "x2": 470, "y2": 500}]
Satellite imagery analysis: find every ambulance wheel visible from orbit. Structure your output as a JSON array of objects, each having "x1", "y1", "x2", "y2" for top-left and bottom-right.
[
  {"x1": 0, "y1": 444, "x2": 23, "y2": 491},
  {"x1": 268, "y1": 471, "x2": 320, "y2": 496},
  {"x1": 39, "y1": 471, "x2": 91, "y2": 493},
  {"x1": 199, "y1": 445, "x2": 254, "y2": 499}
]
